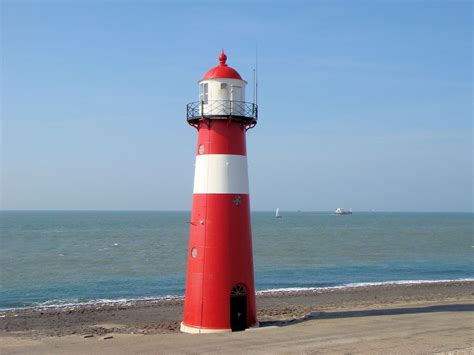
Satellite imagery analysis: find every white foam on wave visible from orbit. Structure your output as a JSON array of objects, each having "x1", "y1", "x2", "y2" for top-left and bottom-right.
[
  {"x1": 1, "y1": 278, "x2": 472, "y2": 312},
  {"x1": 0, "y1": 295, "x2": 184, "y2": 312},
  {"x1": 256, "y1": 278, "x2": 474, "y2": 295}
]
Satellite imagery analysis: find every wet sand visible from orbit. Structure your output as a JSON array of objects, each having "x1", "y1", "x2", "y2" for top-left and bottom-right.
[{"x1": 1, "y1": 281, "x2": 473, "y2": 354}]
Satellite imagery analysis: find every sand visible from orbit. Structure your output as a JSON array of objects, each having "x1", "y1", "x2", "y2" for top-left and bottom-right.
[{"x1": 1, "y1": 281, "x2": 473, "y2": 354}]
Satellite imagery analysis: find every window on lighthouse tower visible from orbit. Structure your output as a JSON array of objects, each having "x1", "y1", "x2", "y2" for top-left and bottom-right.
[{"x1": 199, "y1": 83, "x2": 208, "y2": 104}]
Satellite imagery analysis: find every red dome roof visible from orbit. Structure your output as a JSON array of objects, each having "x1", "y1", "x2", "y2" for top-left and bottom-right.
[{"x1": 200, "y1": 50, "x2": 243, "y2": 81}]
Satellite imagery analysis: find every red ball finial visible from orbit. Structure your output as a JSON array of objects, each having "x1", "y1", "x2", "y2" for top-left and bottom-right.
[{"x1": 219, "y1": 49, "x2": 227, "y2": 66}]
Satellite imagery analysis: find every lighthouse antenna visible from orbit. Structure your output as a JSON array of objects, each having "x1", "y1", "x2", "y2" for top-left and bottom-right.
[
  {"x1": 253, "y1": 69, "x2": 256, "y2": 105},
  {"x1": 255, "y1": 44, "x2": 258, "y2": 106}
]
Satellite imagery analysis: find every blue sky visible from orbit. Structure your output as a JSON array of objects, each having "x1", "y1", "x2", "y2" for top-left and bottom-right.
[{"x1": 1, "y1": 0, "x2": 472, "y2": 211}]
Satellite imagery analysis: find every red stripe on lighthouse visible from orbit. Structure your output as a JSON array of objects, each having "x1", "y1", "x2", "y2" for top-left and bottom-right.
[
  {"x1": 184, "y1": 194, "x2": 256, "y2": 330},
  {"x1": 196, "y1": 120, "x2": 247, "y2": 156}
]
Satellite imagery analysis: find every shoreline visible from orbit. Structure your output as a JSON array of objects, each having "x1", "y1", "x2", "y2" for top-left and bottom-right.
[
  {"x1": 1, "y1": 280, "x2": 472, "y2": 337},
  {"x1": 2, "y1": 277, "x2": 472, "y2": 312}
]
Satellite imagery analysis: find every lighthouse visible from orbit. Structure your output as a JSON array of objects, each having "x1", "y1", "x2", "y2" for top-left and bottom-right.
[{"x1": 181, "y1": 51, "x2": 258, "y2": 333}]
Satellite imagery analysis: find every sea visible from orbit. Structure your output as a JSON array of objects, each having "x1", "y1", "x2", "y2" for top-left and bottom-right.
[{"x1": 0, "y1": 211, "x2": 472, "y2": 310}]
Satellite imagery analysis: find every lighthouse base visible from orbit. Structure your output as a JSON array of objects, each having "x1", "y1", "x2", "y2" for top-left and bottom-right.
[
  {"x1": 180, "y1": 322, "x2": 260, "y2": 334},
  {"x1": 180, "y1": 322, "x2": 231, "y2": 334}
]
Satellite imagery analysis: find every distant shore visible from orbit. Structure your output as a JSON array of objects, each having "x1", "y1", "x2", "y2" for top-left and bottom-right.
[{"x1": 1, "y1": 280, "x2": 472, "y2": 337}]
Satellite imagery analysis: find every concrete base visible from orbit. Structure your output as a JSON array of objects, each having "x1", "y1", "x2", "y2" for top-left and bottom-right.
[
  {"x1": 180, "y1": 322, "x2": 231, "y2": 334},
  {"x1": 180, "y1": 322, "x2": 259, "y2": 334}
]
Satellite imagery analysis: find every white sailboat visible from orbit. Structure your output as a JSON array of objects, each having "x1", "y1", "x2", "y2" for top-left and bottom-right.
[{"x1": 275, "y1": 208, "x2": 282, "y2": 218}]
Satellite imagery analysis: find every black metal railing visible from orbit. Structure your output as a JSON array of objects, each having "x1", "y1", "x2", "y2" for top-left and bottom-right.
[{"x1": 186, "y1": 100, "x2": 258, "y2": 124}]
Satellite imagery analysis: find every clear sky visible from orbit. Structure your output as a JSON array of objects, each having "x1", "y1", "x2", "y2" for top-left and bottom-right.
[{"x1": 1, "y1": 0, "x2": 472, "y2": 212}]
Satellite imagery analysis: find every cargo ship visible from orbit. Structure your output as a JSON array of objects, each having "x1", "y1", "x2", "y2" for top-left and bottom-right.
[{"x1": 335, "y1": 207, "x2": 352, "y2": 215}]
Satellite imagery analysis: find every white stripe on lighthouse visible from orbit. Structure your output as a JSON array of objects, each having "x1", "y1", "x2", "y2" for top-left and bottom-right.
[{"x1": 193, "y1": 154, "x2": 249, "y2": 194}]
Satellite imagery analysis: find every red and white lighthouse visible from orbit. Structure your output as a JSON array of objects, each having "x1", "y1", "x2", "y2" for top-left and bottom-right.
[{"x1": 181, "y1": 51, "x2": 258, "y2": 333}]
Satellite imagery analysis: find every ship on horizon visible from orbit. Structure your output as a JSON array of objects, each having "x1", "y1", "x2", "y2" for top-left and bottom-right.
[{"x1": 335, "y1": 207, "x2": 352, "y2": 215}]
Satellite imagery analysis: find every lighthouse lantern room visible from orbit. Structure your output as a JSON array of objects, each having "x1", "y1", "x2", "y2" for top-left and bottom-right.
[{"x1": 181, "y1": 51, "x2": 258, "y2": 333}]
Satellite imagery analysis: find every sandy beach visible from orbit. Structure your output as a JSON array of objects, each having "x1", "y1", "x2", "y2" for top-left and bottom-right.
[{"x1": 1, "y1": 281, "x2": 472, "y2": 354}]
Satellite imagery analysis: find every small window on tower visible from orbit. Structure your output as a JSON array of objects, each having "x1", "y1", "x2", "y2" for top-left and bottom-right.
[{"x1": 221, "y1": 83, "x2": 227, "y2": 90}]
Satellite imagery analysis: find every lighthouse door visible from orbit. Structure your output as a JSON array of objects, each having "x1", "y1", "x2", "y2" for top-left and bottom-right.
[{"x1": 230, "y1": 284, "x2": 247, "y2": 331}]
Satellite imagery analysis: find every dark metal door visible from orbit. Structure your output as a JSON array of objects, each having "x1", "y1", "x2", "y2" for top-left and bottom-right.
[
  {"x1": 230, "y1": 295, "x2": 247, "y2": 331},
  {"x1": 230, "y1": 284, "x2": 247, "y2": 331}
]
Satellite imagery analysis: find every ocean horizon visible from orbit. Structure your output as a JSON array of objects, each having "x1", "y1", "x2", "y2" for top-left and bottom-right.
[
  {"x1": 1, "y1": 211, "x2": 472, "y2": 310},
  {"x1": 2, "y1": 210, "x2": 473, "y2": 213}
]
